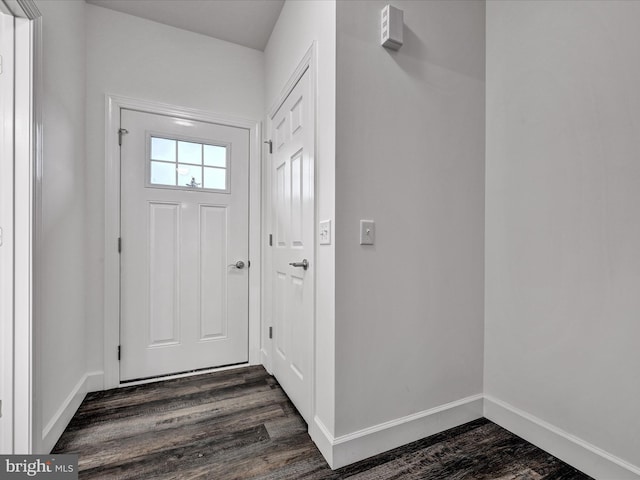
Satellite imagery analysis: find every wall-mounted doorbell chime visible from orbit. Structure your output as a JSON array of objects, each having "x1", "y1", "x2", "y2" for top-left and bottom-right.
[{"x1": 381, "y1": 4, "x2": 404, "y2": 50}]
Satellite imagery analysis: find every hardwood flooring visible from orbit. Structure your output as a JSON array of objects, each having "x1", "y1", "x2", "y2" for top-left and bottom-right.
[{"x1": 53, "y1": 366, "x2": 592, "y2": 479}]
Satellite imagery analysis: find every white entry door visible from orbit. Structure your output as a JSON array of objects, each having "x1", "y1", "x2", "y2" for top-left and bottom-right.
[
  {"x1": 271, "y1": 68, "x2": 314, "y2": 422},
  {"x1": 120, "y1": 109, "x2": 249, "y2": 382}
]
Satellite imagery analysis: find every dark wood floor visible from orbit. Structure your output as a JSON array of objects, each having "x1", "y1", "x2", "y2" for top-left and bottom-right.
[{"x1": 53, "y1": 366, "x2": 591, "y2": 479}]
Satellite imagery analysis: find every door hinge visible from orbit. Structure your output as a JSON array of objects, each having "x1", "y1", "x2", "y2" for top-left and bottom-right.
[
  {"x1": 264, "y1": 140, "x2": 272, "y2": 154},
  {"x1": 118, "y1": 128, "x2": 129, "y2": 146},
  {"x1": 118, "y1": 237, "x2": 121, "y2": 253},
  {"x1": 117, "y1": 345, "x2": 121, "y2": 361},
  {"x1": 269, "y1": 326, "x2": 273, "y2": 339},
  {"x1": 269, "y1": 234, "x2": 273, "y2": 246}
]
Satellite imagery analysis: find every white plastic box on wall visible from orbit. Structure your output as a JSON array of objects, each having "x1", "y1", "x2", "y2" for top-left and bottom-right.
[{"x1": 381, "y1": 5, "x2": 403, "y2": 50}]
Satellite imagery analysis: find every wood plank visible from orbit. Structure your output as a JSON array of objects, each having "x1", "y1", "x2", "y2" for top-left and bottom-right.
[{"x1": 53, "y1": 366, "x2": 592, "y2": 480}]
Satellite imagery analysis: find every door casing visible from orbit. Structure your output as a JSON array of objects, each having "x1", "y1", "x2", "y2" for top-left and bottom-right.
[
  {"x1": 0, "y1": 0, "x2": 42, "y2": 454},
  {"x1": 104, "y1": 95, "x2": 261, "y2": 389}
]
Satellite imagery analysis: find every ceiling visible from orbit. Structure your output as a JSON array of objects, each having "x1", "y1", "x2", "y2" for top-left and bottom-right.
[{"x1": 85, "y1": 0, "x2": 285, "y2": 51}]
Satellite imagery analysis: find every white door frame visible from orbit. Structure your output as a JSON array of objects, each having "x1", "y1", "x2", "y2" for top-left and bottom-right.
[
  {"x1": 263, "y1": 43, "x2": 317, "y2": 417},
  {"x1": 0, "y1": 9, "x2": 16, "y2": 454},
  {"x1": 104, "y1": 95, "x2": 261, "y2": 389},
  {"x1": 0, "y1": 0, "x2": 42, "y2": 454}
]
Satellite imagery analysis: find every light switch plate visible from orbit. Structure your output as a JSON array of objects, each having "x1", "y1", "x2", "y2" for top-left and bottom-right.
[
  {"x1": 359, "y1": 220, "x2": 375, "y2": 245},
  {"x1": 319, "y1": 220, "x2": 331, "y2": 245}
]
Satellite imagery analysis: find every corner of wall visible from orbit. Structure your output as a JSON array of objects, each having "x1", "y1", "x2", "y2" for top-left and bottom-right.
[
  {"x1": 317, "y1": 395, "x2": 483, "y2": 470},
  {"x1": 484, "y1": 396, "x2": 640, "y2": 480},
  {"x1": 41, "y1": 371, "x2": 102, "y2": 453}
]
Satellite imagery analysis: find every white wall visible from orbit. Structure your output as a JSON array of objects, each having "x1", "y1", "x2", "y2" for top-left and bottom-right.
[
  {"x1": 485, "y1": 0, "x2": 640, "y2": 477},
  {"x1": 36, "y1": 0, "x2": 87, "y2": 452},
  {"x1": 84, "y1": 4, "x2": 265, "y2": 377},
  {"x1": 264, "y1": 0, "x2": 337, "y2": 439},
  {"x1": 333, "y1": 0, "x2": 485, "y2": 451}
]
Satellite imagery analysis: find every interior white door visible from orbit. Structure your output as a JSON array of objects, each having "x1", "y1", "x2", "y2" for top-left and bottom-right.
[
  {"x1": 120, "y1": 109, "x2": 250, "y2": 381},
  {"x1": 271, "y1": 68, "x2": 314, "y2": 422}
]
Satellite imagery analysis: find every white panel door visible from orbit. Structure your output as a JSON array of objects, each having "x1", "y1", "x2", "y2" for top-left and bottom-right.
[
  {"x1": 271, "y1": 68, "x2": 314, "y2": 422},
  {"x1": 120, "y1": 109, "x2": 249, "y2": 381}
]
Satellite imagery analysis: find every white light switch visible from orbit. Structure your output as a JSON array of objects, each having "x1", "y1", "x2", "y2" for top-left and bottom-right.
[
  {"x1": 319, "y1": 220, "x2": 331, "y2": 245},
  {"x1": 359, "y1": 220, "x2": 375, "y2": 245}
]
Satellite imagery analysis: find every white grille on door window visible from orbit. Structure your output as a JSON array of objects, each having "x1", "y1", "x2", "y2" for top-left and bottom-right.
[{"x1": 149, "y1": 136, "x2": 229, "y2": 192}]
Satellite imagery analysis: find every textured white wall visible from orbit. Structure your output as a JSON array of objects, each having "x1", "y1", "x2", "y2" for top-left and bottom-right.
[
  {"x1": 334, "y1": 0, "x2": 485, "y2": 436},
  {"x1": 36, "y1": 0, "x2": 87, "y2": 445},
  {"x1": 264, "y1": 0, "x2": 337, "y2": 434},
  {"x1": 485, "y1": 0, "x2": 640, "y2": 471},
  {"x1": 84, "y1": 4, "x2": 264, "y2": 377}
]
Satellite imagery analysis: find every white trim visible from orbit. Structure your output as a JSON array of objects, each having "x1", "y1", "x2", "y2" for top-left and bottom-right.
[
  {"x1": 310, "y1": 416, "x2": 335, "y2": 467},
  {"x1": 260, "y1": 125, "x2": 273, "y2": 373},
  {"x1": 248, "y1": 120, "x2": 262, "y2": 369},
  {"x1": 312, "y1": 394, "x2": 484, "y2": 469},
  {"x1": 0, "y1": 4, "x2": 40, "y2": 454},
  {"x1": 85, "y1": 371, "x2": 104, "y2": 393},
  {"x1": 104, "y1": 94, "x2": 261, "y2": 389},
  {"x1": 0, "y1": 10, "x2": 16, "y2": 455},
  {"x1": 2, "y1": 0, "x2": 40, "y2": 19},
  {"x1": 13, "y1": 14, "x2": 34, "y2": 455},
  {"x1": 30, "y1": 12, "x2": 43, "y2": 455},
  {"x1": 41, "y1": 371, "x2": 102, "y2": 453},
  {"x1": 267, "y1": 45, "x2": 315, "y2": 120},
  {"x1": 484, "y1": 395, "x2": 640, "y2": 480}
]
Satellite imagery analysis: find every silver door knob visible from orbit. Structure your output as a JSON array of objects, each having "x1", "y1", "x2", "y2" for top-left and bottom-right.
[
  {"x1": 289, "y1": 259, "x2": 309, "y2": 270},
  {"x1": 228, "y1": 260, "x2": 245, "y2": 269}
]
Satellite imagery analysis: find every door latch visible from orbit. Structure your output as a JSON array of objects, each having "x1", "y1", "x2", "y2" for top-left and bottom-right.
[{"x1": 289, "y1": 259, "x2": 309, "y2": 270}]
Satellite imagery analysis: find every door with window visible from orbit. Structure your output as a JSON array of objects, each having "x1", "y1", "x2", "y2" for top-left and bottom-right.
[
  {"x1": 119, "y1": 109, "x2": 249, "y2": 381},
  {"x1": 270, "y1": 68, "x2": 314, "y2": 422}
]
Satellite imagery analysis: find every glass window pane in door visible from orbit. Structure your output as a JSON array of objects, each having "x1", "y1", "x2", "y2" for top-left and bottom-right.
[
  {"x1": 151, "y1": 137, "x2": 176, "y2": 162},
  {"x1": 203, "y1": 167, "x2": 226, "y2": 190},
  {"x1": 178, "y1": 141, "x2": 202, "y2": 165},
  {"x1": 178, "y1": 164, "x2": 202, "y2": 188},
  {"x1": 150, "y1": 161, "x2": 176, "y2": 186},
  {"x1": 204, "y1": 145, "x2": 227, "y2": 167}
]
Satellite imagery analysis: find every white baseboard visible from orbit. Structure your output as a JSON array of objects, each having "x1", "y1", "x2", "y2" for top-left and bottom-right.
[
  {"x1": 42, "y1": 372, "x2": 640, "y2": 479},
  {"x1": 311, "y1": 394, "x2": 484, "y2": 469},
  {"x1": 310, "y1": 416, "x2": 335, "y2": 467},
  {"x1": 41, "y1": 371, "x2": 103, "y2": 453},
  {"x1": 484, "y1": 395, "x2": 640, "y2": 480},
  {"x1": 260, "y1": 348, "x2": 272, "y2": 375},
  {"x1": 85, "y1": 370, "x2": 104, "y2": 393}
]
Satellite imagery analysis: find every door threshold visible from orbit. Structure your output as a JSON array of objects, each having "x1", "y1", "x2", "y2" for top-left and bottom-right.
[{"x1": 119, "y1": 362, "x2": 249, "y2": 387}]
